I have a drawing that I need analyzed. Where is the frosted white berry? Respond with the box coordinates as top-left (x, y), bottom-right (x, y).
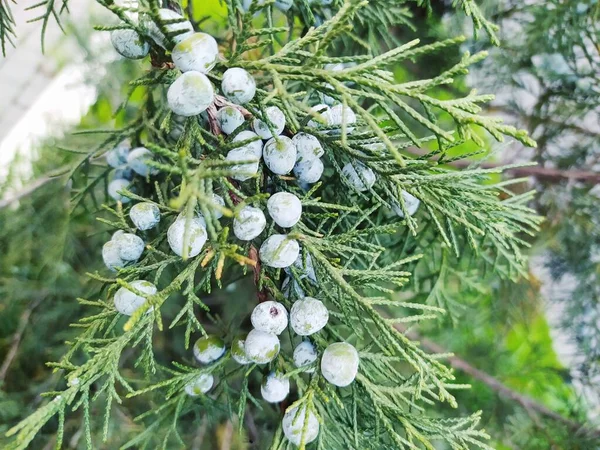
top-left (232, 130), bottom-right (263, 158)
top-left (167, 71), bottom-right (215, 117)
top-left (320, 342), bottom-right (359, 387)
top-left (259, 234), bottom-right (300, 268)
top-left (267, 192), bottom-right (302, 228)
top-left (114, 280), bottom-right (157, 316)
top-left (307, 104), bottom-right (330, 128)
top-left (167, 217), bottom-right (208, 258)
top-left (253, 106), bottom-right (285, 139)
top-left (293, 341), bottom-right (318, 373)
top-left (251, 301), bottom-right (288, 335)
top-left (217, 106), bottom-right (245, 135)
top-left (392, 190), bottom-right (420, 218)
top-left (106, 142), bottom-right (129, 168)
top-left (293, 158), bottom-right (324, 184)
top-left (282, 405), bottom-right (319, 446)
top-left (286, 251), bottom-right (317, 284)
top-left (244, 329), bottom-right (280, 364)
top-left (113, 232), bottom-right (145, 261)
top-left (111, 29), bottom-right (149, 59)
top-left (263, 136), bottom-right (297, 175)
top-left (275, 0), bottom-right (294, 11)
top-left (145, 9), bottom-right (193, 48)
top-left (102, 240), bottom-right (125, 271)
top-left (231, 335), bottom-right (251, 365)
top-left (290, 297), bottom-right (328, 336)
top-left (226, 148), bottom-right (260, 181)
top-left (292, 133), bottom-right (324, 162)
top-left (327, 104), bottom-right (356, 130)
top-left (193, 335), bottom-right (226, 364)
top-left (127, 147), bottom-right (158, 177)
top-left (184, 373), bottom-right (214, 396)
top-left (172, 33), bottom-right (219, 74)
top-left (208, 193), bottom-right (226, 219)
top-left (108, 179), bottom-right (131, 203)
top-left (233, 206), bottom-right (266, 240)
top-left (261, 371), bottom-right (290, 403)
top-left (341, 162), bottom-right (376, 192)
top-left (221, 68), bottom-right (256, 105)
top-left (130, 202), bottom-right (161, 231)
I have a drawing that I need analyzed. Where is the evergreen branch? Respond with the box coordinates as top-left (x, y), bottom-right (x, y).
top-left (0, 0), bottom-right (16, 56)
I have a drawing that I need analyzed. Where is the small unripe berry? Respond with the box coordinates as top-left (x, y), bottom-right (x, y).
top-left (293, 158), bottom-right (324, 184)
top-left (106, 142), bottom-right (130, 168)
top-left (244, 329), bottom-right (280, 364)
top-left (267, 192), bottom-right (302, 228)
top-left (108, 179), bottom-right (131, 203)
top-left (251, 301), bottom-right (288, 335)
top-left (341, 162), bottom-right (376, 192)
top-left (293, 341), bottom-right (317, 373)
top-left (114, 280), bottom-right (157, 316)
top-left (392, 190), bottom-right (420, 218)
top-left (113, 232), bottom-right (145, 261)
top-left (221, 68), bottom-right (256, 105)
top-left (320, 342), bottom-right (359, 387)
top-left (167, 217), bottom-right (208, 258)
top-left (231, 335), bottom-right (251, 365)
top-left (290, 297), bottom-right (329, 336)
top-left (130, 202), bottom-right (161, 231)
top-left (261, 371), bottom-right (290, 403)
top-left (292, 133), bottom-right (324, 162)
top-left (172, 32), bottom-right (219, 74)
top-left (233, 206), bottom-right (266, 240)
top-left (167, 71), bottom-right (215, 117)
top-left (127, 147), bottom-right (158, 177)
top-left (110, 29), bottom-right (149, 59)
top-left (193, 335), bottom-right (226, 364)
top-left (102, 240), bottom-right (125, 271)
top-left (253, 106), bottom-right (285, 139)
top-left (184, 373), bottom-right (214, 396)
top-left (259, 234), bottom-right (300, 268)
top-left (232, 130), bottom-right (263, 158)
top-left (263, 136), bottom-right (297, 175)
top-left (144, 9), bottom-right (193, 48)
top-left (217, 106), bottom-right (245, 135)
top-left (282, 406), bottom-right (319, 446)
top-left (226, 148), bottom-right (260, 181)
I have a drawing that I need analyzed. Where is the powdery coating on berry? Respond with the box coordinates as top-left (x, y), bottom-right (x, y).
top-left (110, 29), bottom-right (149, 59)
top-left (112, 230), bottom-right (125, 240)
top-left (263, 136), bottom-right (297, 175)
top-left (341, 162), bottom-right (376, 192)
top-left (114, 280), bottom-right (157, 316)
top-left (244, 329), bottom-right (280, 364)
top-left (233, 206), bottom-right (266, 241)
top-left (231, 335), bottom-right (251, 365)
top-left (392, 190), bottom-right (421, 218)
top-left (209, 193), bottom-right (226, 219)
top-left (320, 342), bottom-right (359, 387)
top-left (267, 192), bottom-right (302, 228)
top-left (290, 297), bottom-right (329, 336)
top-left (251, 301), bottom-right (288, 335)
top-left (282, 405), bottom-right (319, 446)
top-left (275, 0), bottom-right (293, 11)
top-left (145, 9), bottom-right (193, 48)
top-left (226, 148), bottom-right (260, 181)
top-left (326, 104), bottom-right (357, 129)
top-left (221, 68), bottom-right (256, 105)
top-left (167, 217), bottom-right (208, 258)
top-left (172, 33), bottom-right (219, 74)
top-left (293, 158), bottom-right (324, 184)
top-left (168, 72), bottom-right (215, 117)
top-left (261, 371), bottom-right (290, 403)
top-left (253, 106), bottom-right (286, 139)
top-left (232, 130), bottom-right (263, 158)
top-left (114, 232), bottom-right (145, 261)
top-left (184, 373), bottom-right (214, 396)
top-left (102, 240), bottom-right (125, 271)
top-left (217, 106), bottom-right (245, 135)
top-left (259, 234), bottom-right (300, 268)
top-left (130, 202), bottom-right (161, 230)
top-left (106, 142), bottom-right (129, 168)
top-left (307, 104), bottom-right (330, 128)
top-left (108, 179), bottom-right (131, 203)
top-left (292, 133), bottom-right (324, 162)
top-left (193, 335), bottom-right (226, 364)
top-left (293, 341), bottom-right (318, 373)
top-left (127, 147), bottom-right (158, 177)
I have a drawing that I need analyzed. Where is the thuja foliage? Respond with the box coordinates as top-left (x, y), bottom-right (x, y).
top-left (3, 0), bottom-right (541, 449)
